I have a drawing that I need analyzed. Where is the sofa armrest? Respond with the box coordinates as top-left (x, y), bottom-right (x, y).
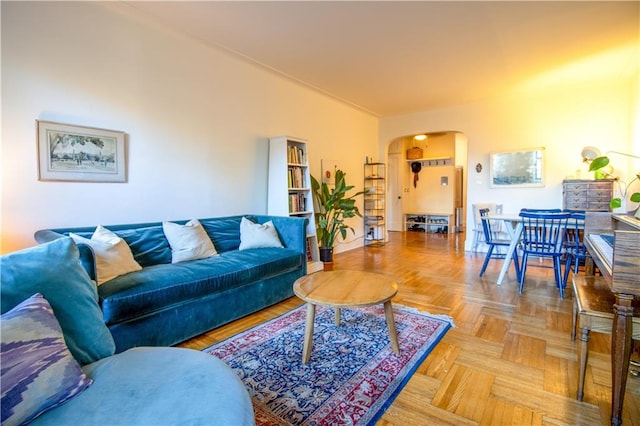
top-left (34, 230), bottom-right (97, 281)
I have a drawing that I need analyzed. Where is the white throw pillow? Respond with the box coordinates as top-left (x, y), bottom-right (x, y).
top-left (70, 225), bottom-right (142, 285)
top-left (162, 219), bottom-right (218, 263)
top-left (239, 217), bottom-right (284, 250)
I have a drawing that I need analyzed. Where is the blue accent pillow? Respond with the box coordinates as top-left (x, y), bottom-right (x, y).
top-left (1, 294), bottom-right (93, 425)
top-left (0, 237), bottom-right (115, 365)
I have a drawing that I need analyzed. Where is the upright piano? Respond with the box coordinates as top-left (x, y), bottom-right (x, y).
top-left (584, 214), bottom-right (640, 425)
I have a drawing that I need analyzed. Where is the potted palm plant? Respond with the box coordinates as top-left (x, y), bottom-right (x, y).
top-left (310, 169), bottom-right (364, 263)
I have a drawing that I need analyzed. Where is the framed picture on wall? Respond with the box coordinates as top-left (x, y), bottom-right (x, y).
top-left (321, 159), bottom-right (338, 187)
top-left (489, 147), bottom-right (545, 188)
top-left (37, 120), bottom-right (127, 182)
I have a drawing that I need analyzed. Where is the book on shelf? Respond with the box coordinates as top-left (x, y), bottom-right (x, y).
top-left (288, 193), bottom-right (307, 213)
top-left (287, 166), bottom-right (306, 189)
top-left (287, 145), bottom-right (305, 165)
top-left (306, 239), bottom-right (313, 262)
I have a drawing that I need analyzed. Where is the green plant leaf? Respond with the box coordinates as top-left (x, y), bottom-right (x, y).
top-left (610, 197), bottom-right (622, 209)
top-left (310, 169), bottom-right (363, 248)
top-left (630, 192), bottom-right (640, 203)
top-left (588, 156), bottom-right (610, 172)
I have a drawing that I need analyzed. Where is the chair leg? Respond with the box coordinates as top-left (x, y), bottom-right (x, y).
top-left (519, 253), bottom-right (528, 294)
top-left (564, 253), bottom-right (572, 289)
top-left (511, 250), bottom-right (521, 282)
top-left (472, 229), bottom-right (481, 252)
top-left (577, 325), bottom-right (591, 401)
top-left (479, 245), bottom-right (494, 277)
top-left (555, 257), bottom-right (564, 299)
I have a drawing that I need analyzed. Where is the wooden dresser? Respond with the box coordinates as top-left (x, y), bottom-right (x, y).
top-left (562, 179), bottom-right (614, 211)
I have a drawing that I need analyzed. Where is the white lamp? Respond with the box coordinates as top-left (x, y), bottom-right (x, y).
top-left (581, 146), bottom-right (601, 161)
top-left (581, 146), bottom-right (640, 161)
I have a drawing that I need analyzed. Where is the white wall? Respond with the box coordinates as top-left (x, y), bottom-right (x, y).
top-left (1, 2), bottom-right (377, 253)
top-left (380, 73), bottom-right (637, 251)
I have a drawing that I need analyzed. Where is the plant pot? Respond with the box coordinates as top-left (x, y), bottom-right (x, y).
top-left (319, 247), bottom-right (334, 263)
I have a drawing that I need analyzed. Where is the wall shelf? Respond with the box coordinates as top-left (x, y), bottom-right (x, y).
top-left (406, 157), bottom-right (452, 167)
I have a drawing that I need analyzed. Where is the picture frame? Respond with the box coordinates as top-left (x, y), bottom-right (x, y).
top-left (37, 120), bottom-right (127, 182)
top-left (321, 159), bottom-right (338, 187)
top-left (490, 147), bottom-right (545, 188)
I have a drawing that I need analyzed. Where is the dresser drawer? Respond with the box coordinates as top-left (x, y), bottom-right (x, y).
top-left (586, 201), bottom-right (611, 211)
top-left (564, 183), bottom-right (590, 192)
top-left (565, 200), bottom-right (587, 210)
top-left (564, 196), bottom-right (587, 204)
top-left (565, 188), bottom-right (587, 197)
top-left (587, 194), bottom-right (612, 203)
top-left (587, 189), bottom-right (613, 198)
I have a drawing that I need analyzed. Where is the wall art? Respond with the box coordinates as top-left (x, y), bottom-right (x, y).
top-left (490, 147), bottom-right (545, 188)
top-left (37, 120), bottom-right (126, 182)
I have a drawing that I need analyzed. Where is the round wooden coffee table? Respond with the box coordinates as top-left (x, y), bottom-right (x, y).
top-left (293, 270), bottom-right (399, 363)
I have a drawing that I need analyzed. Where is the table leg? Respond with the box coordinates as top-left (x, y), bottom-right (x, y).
top-left (578, 325), bottom-right (590, 401)
top-left (302, 303), bottom-right (316, 364)
top-left (384, 301), bottom-right (400, 354)
top-left (335, 307), bottom-right (341, 326)
top-left (611, 294), bottom-right (634, 426)
top-left (497, 222), bottom-right (522, 285)
top-left (584, 253), bottom-right (595, 276)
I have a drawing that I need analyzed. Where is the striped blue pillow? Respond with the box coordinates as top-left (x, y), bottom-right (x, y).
top-left (1, 294), bottom-right (92, 425)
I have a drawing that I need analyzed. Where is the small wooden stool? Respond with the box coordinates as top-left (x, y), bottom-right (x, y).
top-left (571, 275), bottom-right (640, 401)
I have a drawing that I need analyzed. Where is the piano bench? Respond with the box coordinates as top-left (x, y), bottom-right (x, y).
top-left (571, 275), bottom-right (640, 401)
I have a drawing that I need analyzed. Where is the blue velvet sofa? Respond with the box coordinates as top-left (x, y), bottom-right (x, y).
top-left (1, 237), bottom-right (255, 425)
top-left (34, 214), bottom-right (308, 353)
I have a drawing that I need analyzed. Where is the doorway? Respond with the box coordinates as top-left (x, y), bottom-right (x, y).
top-left (386, 131), bottom-right (467, 234)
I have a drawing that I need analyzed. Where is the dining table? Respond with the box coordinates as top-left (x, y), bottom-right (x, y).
top-left (484, 213), bottom-right (523, 285)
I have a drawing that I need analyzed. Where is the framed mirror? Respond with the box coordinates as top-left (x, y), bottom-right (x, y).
top-left (490, 147), bottom-right (545, 188)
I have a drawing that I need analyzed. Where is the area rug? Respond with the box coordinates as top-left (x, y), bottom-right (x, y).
top-left (204, 304), bottom-right (454, 425)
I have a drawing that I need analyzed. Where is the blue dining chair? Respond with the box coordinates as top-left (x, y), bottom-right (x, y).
top-left (518, 211), bottom-right (572, 299)
top-left (479, 208), bottom-right (521, 280)
top-left (520, 208), bottom-right (563, 213)
top-left (563, 211), bottom-right (586, 283)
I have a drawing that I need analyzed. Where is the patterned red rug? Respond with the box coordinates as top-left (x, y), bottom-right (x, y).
top-left (204, 304), bottom-right (453, 425)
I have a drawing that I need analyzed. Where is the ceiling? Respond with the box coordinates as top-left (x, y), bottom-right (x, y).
top-left (123, 1), bottom-right (639, 117)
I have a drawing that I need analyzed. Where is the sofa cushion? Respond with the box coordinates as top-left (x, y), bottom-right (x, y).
top-left (163, 219), bottom-right (218, 263)
top-left (199, 216), bottom-right (243, 253)
top-left (1, 294), bottom-right (93, 426)
top-left (0, 238), bottom-right (116, 365)
top-left (114, 226), bottom-right (172, 266)
top-left (70, 226), bottom-right (142, 285)
top-left (98, 248), bottom-right (302, 325)
top-left (68, 226), bottom-right (173, 268)
top-left (29, 347), bottom-right (255, 426)
top-left (239, 217), bottom-right (283, 250)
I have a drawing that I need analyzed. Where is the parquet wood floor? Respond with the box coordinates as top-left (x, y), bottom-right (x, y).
top-left (179, 231), bottom-right (640, 425)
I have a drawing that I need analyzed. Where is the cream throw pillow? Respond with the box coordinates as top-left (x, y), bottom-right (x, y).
top-left (70, 225), bottom-right (142, 285)
top-left (239, 217), bottom-right (284, 250)
top-left (162, 219), bottom-right (218, 263)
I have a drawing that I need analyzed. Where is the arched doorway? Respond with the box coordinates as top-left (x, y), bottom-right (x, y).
top-left (386, 131), bottom-right (468, 234)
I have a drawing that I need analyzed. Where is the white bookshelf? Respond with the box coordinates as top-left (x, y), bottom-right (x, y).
top-left (268, 135), bottom-right (323, 274)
